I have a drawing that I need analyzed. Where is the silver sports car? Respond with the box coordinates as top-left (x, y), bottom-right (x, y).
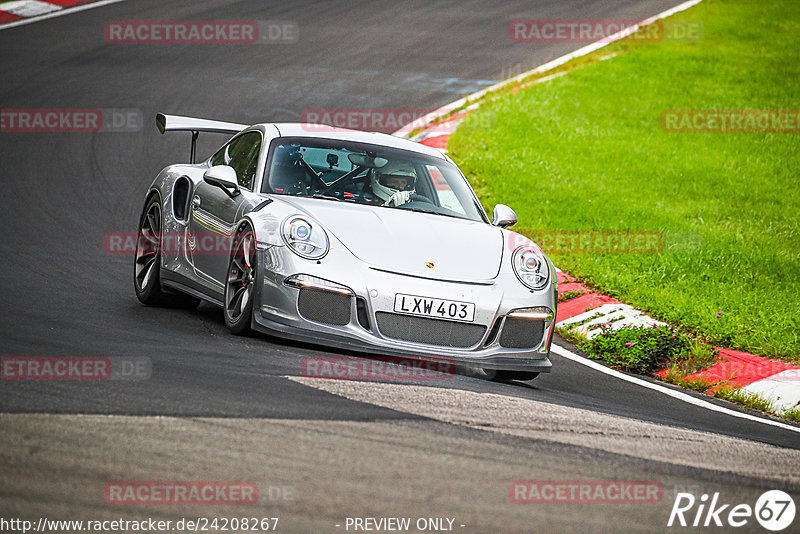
top-left (134, 113), bottom-right (556, 380)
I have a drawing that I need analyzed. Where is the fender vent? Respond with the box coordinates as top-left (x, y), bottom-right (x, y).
top-left (172, 177), bottom-right (192, 221)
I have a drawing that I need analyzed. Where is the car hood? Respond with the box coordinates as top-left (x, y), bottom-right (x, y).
top-left (277, 197), bottom-right (503, 281)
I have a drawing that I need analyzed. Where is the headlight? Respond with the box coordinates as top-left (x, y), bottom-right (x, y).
top-left (512, 246), bottom-right (549, 291)
top-left (281, 216), bottom-right (329, 260)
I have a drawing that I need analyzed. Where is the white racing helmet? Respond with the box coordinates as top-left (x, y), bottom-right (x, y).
top-left (370, 160), bottom-right (416, 202)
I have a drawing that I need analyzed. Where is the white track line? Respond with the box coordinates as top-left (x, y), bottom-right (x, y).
top-left (393, 0), bottom-right (704, 137)
top-left (551, 344), bottom-right (800, 434)
top-left (0, 0), bottom-right (127, 31)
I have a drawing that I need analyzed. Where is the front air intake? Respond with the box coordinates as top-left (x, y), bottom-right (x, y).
top-left (375, 312), bottom-right (486, 348)
top-left (499, 317), bottom-right (545, 349)
top-left (297, 288), bottom-right (351, 326)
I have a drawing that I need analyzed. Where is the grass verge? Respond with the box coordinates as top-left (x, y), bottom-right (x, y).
top-left (562, 322), bottom-right (798, 422)
top-left (449, 0), bottom-right (800, 363)
top-left (573, 324), bottom-right (711, 375)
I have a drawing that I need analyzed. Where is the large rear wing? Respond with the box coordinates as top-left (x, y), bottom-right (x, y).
top-left (156, 113), bottom-right (248, 163)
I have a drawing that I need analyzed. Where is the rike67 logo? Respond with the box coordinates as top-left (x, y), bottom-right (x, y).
top-left (668, 490), bottom-right (796, 531)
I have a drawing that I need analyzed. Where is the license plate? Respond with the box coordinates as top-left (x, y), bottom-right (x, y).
top-left (393, 294), bottom-right (475, 322)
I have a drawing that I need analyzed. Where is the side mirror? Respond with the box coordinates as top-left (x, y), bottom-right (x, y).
top-left (203, 165), bottom-right (240, 198)
top-left (492, 204), bottom-right (517, 228)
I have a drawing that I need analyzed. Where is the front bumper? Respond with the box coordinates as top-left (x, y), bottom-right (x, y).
top-left (252, 245), bottom-right (555, 373)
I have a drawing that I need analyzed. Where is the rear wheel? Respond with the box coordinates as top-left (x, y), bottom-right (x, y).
top-left (224, 224), bottom-right (257, 334)
top-left (489, 370), bottom-right (540, 382)
top-left (134, 195), bottom-right (198, 308)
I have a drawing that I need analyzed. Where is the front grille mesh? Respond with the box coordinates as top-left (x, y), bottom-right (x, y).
top-left (297, 289), bottom-right (351, 326)
top-left (375, 312), bottom-right (486, 348)
top-left (499, 318), bottom-right (545, 349)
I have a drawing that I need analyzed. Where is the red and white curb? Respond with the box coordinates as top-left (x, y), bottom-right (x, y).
top-left (393, 0), bottom-right (800, 416)
top-left (0, 0), bottom-right (121, 28)
top-left (556, 304), bottom-right (667, 338)
top-left (557, 272), bottom-right (800, 411)
top-left (554, 272), bottom-right (665, 330)
top-left (680, 351), bottom-right (800, 410)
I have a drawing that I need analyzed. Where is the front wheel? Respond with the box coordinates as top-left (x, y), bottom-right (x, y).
top-left (489, 370), bottom-right (540, 382)
top-left (224, 224), bottom-right (257, 334)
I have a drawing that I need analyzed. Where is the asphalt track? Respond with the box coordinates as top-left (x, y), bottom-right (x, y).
top-left (1, 1), bottom-right (798, 532)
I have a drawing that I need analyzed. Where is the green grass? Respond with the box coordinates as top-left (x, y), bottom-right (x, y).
top-left (449, 0), bottom-right (800, 363)
top-left (578, 324), bottom-right (691, 374)
top-left (555, 325), bottom-right (588, 346)
top-left (713, 384), bottom-right (777, 414)
top-left (662, 367), bottom-right (719, 393)
top-left (783, 406), bottom-right (800, 422)
top-left (558, 289), bottom-right (585, 303)
top-left (670, 338), bottom-right (719, 374)
top-left (698, 382), bottom-right (799, 422)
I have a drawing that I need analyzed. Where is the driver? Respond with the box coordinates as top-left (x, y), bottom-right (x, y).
top-left (368, 160), bottom-right (417, 207)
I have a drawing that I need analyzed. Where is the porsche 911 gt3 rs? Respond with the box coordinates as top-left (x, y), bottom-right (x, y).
top-left (134, 113), bottom-right (557, 380)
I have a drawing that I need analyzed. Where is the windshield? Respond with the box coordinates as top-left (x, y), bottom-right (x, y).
top-left (262, 137), bottom-right (488, 223)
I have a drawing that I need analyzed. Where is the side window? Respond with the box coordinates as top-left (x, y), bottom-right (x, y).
top-left (209, 132), bottom-right (262, 190)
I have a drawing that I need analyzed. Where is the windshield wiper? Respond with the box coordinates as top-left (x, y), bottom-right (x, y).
top-left (400, 206), bottom-right (463, 220)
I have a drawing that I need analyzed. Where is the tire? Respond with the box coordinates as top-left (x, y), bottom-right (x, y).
top-left (224, 224), bottom-right (257, 335)
top-left (133, 195), bottom-right (199, 308)
top-left (489, 370), bottom-right (540, 382)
